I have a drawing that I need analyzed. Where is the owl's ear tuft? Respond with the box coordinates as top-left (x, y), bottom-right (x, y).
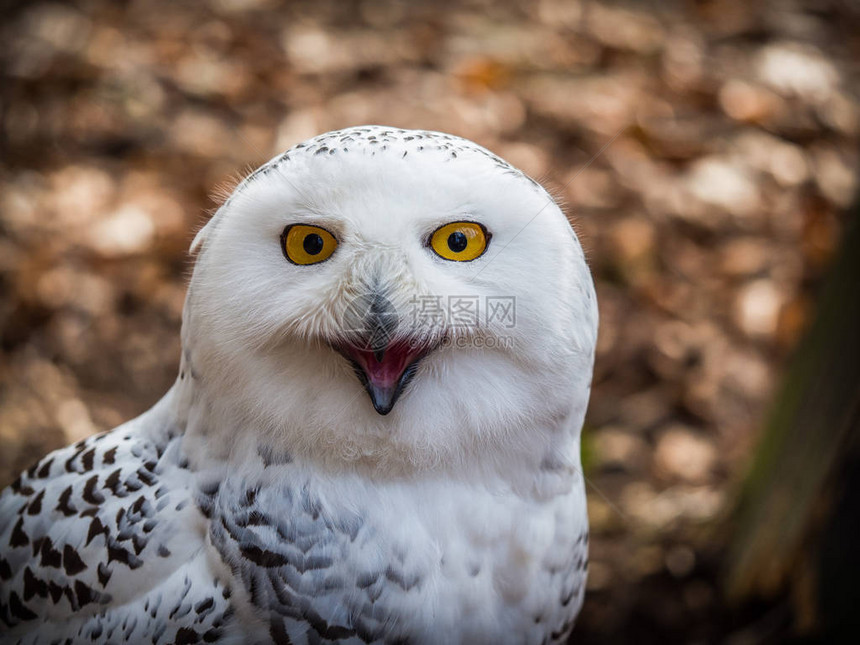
top-left (190, 223), bottom-right (210, 255)
top-left (190, 209), bottom-right (223, 255)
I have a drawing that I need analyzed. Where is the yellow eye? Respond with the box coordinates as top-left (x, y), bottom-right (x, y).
top-left (281, 224), bottom-right (338, 265)
top-left (429, 221), bottom-right (490, 262)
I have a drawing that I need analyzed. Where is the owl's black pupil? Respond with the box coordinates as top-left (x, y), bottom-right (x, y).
top-left (447, 231), bottom-right (468, 253)
top-left (303, 233), bottom-right (324, 255)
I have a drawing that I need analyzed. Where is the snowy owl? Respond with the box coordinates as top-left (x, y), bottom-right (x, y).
top-left (0, 126), bottom-right (597, 644)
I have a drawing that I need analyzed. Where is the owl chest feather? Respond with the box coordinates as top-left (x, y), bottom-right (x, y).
top-left (203, 457), bottom-right (588, 644)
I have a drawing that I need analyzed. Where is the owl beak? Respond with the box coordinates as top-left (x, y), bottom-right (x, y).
top-left (337, 341), bottom-right (427, 415)
top-left (332, 289), bottom-right (433, 414)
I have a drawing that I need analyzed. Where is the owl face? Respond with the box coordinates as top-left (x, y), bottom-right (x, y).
top-left (183, 128), bottom-right (597, 471)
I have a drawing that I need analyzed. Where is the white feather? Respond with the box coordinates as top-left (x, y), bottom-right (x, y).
top-left (0, 126), bottom-right (597, 644)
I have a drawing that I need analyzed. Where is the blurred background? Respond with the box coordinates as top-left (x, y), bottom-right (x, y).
top-left (1, 0), bottom-right (858, 642)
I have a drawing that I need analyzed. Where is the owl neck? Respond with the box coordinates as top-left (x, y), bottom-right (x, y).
top-left (170, 297), bottom-right (591, 486)
top-left (163, 362), bottom-right (586, 494)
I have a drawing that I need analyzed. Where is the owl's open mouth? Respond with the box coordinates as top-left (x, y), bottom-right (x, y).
top-left (334, 340), bottom-right (435, 415)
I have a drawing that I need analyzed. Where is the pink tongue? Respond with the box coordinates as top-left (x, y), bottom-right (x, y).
top-left (348, 342), bottom-right (417, 388)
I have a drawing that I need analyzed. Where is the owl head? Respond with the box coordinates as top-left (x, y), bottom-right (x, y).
top-left (179, 127), bottom-right (597, 474)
